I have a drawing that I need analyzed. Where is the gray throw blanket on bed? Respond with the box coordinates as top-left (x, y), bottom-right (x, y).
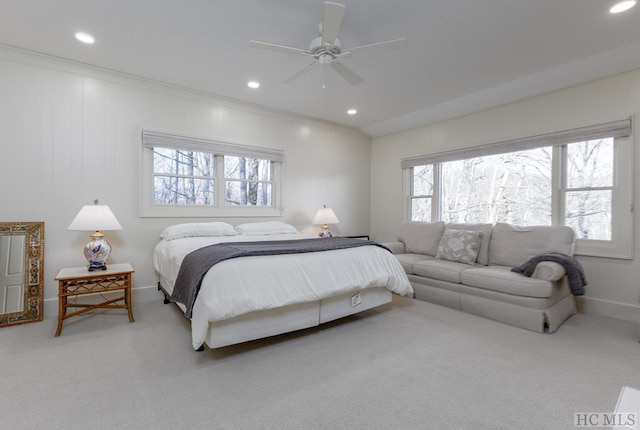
top-left (171, 237), bottom-right (390, 318)
top-left (510, 252), bottom-right (587, 296)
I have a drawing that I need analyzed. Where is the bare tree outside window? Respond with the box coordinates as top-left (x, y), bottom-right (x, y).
top-left (564, 138), bottom-right (613, 240)
top-left (440, 148), bottom-right (552, 225)
top-left (150, 148), bottom-right (277, 210)
top-left (224, 156), bottom-right (273, 206)
top-left (408, 138), bottom-right (615, 242)
top-left (153, 148), bottom-right (214, 205)
top-left (411, 164), bottom-right (433, 221)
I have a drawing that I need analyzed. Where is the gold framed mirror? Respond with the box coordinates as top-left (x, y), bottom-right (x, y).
top-left (0, 222), bottom-right (44, 327)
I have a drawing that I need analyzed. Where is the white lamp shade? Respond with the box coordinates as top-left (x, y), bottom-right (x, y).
top-left (312, 207), bottom-right (340, 225)
top-left (68, 204), bottom-right (122, 231)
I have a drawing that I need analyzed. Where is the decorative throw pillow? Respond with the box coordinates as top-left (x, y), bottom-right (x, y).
top-left (160, 222), bottom-right (237, 240)
top-left (435, 229), bottom-right (483, 265)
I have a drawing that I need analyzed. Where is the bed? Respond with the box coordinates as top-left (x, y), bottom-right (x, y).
top-left (153, 221), bottom-right (413, 350)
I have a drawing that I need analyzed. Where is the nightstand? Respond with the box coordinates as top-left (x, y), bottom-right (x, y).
top-left (54, 263), bottom-right (135, 336)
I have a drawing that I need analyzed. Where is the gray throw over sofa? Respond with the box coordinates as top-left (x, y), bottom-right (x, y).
top-left (383, 221), bottom-right (578, 332)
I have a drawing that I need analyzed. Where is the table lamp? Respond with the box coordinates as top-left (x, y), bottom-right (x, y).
top-left (312, 205), bottom-right (340, 237)
top-left (68, 199), bottom-right (122, 271)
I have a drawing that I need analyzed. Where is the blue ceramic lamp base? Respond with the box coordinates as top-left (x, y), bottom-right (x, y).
top-left (84, 232), bottom-right (112, 271)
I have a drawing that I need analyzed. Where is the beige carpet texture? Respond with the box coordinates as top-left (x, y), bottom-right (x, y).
top-left (2, 294), bottom-right (639, 430)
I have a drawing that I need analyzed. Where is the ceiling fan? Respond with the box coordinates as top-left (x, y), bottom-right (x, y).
top-left (249, 2), bottom-right (407, 86)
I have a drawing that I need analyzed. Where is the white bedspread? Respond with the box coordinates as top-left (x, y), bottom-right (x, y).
top-left (153, 234), bottom-right (413, 348)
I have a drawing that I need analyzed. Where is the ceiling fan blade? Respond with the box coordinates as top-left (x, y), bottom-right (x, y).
top-left (321, 2), bottom-right (345, 47)
top-left (249, 40), bottom-right (309, 56)
top-left (343, 38), bottom-right (408, 57)
top-left (282, 62), bottom-right (319, 84)
top-left (330, 62), bottom-right (363, 85)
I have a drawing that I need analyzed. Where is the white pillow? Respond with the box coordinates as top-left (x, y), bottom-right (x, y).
top-left (435, 229), bottom-right (483, 265)
top-left (235, 221), bottom-right (298, 235)
top-left (160, 222), bottom-right (237, 241)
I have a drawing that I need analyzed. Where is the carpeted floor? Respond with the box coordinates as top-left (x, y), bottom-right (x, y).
top-left (1, 294), bottom-right (639, 430)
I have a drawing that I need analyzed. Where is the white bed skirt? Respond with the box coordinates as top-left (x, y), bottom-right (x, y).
top-left (159, 278), bottom-right (393, 349)
top-left (203, 287), bottom-right (392, 349)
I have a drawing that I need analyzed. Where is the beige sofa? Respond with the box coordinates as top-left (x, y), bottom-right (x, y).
top-left (384, 222), bottom-right (578, 333)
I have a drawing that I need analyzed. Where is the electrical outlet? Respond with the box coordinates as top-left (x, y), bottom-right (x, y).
top-left (351, 293), bottom-right (362, 307)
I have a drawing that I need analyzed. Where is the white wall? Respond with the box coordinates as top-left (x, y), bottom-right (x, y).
top-left (4, 45), bottom-right (637, 325)
top-left (0, 47), bottom-right (372, 313)
top-left (371, 69), bottom-right (640, 323)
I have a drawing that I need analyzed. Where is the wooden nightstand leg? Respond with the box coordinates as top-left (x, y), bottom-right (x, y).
top-left (55, 319), bottom-right (64, 336)
top-left (55, 291), bottom-right (66, 336)
top-left (126, 285), bottom-right (135, 322)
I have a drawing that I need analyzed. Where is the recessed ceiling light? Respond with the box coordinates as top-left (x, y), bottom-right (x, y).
top-left (347, 109), bottom-right (357, 115)
top-left (75, 32), bottom-right (95, 44)
top-left (610, 0), bottom-right (636, 13)
top-left (247, 81), bottom-right (260, 89)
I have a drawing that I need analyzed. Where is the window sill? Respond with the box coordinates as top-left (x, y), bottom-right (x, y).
top-left (574, 240), bottom-right (633, 260)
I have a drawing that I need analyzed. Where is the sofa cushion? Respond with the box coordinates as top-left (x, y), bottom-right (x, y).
top-left (489, 223), bottom-right (575, 267)
top-left (394, 253), bottom-right (435, 274)
top-left (435, 229), bottom-right (483, 265)
top-left (460, 265), bottom-right (553, 298)
top-left (413, 259), bottom-right (469, 284)
top-left (398, 221), bottom-right (445, 256)
top-left (445, 223), bottom-right (493, 265)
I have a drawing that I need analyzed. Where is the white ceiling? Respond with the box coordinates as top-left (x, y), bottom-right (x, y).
top-left (1, 0), bottom-right (639, 137)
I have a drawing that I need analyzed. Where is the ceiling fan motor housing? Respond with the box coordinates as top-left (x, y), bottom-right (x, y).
top-left (310, 36), bottom-right (342, 57)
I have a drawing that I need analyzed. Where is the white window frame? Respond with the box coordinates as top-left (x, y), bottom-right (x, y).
top-left (402, 119), bottom-right (634, 259)
top-left (560, 136), bottom-right (633, 259)
top-left (141, 130), bottom-right (284, 218)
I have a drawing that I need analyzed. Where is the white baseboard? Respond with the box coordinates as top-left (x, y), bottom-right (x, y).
top-left (43, 284), bottom-right (164, 320)
top-left (133, 284), bottom-right (166, 303)
top-left (575, 296), bottom-right (640, 325)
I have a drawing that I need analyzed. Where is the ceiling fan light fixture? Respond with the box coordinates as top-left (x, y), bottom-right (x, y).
top-left (318, 53), bottom-right (334, 64)
top-left (610, 0), bottom-right (636, 13)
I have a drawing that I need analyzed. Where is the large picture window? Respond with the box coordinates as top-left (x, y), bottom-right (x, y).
top-left (439, 147), bottom-right (553, 226)
top-left (141, 131), bottom-right (283, 217)
top-left (403, 119), bottom-right (633, 258)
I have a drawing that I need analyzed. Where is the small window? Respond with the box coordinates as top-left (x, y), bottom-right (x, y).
top-left (409, 164), bottom-right (434, 222)
top-left (224, 156), bottom-right (273, 207)
top-left (153, 148), bottom-right (215, 205)
top-left (563, 138), bottom-right (614, 241)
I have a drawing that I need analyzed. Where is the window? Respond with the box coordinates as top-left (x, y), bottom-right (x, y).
top-left (403, 119), bottom-right (633, 258)
top-left (562, 139), bottom-right (614, 241)
top-left (439, 147), bottom-right (553, 225)
top-left (141, 131), bottom-right (283, 217)
top-left (409, 164), bottom-right (434, 221)
top-left (224, 156), bottom-right (273, 207)
top-left (153, 148), bottom-right (215, 205)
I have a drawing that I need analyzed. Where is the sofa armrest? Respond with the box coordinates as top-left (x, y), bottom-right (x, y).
top-left (382, 241), bottom-right (406, 254)
top-left (531, 261), bottom-right (566, 282)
